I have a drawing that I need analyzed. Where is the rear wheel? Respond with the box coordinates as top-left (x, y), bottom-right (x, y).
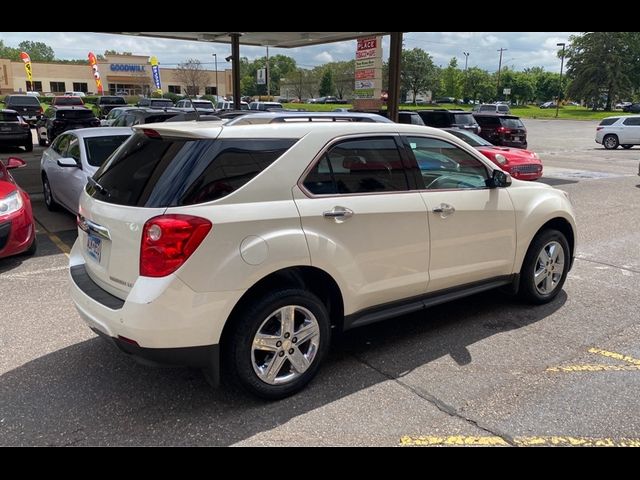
top-left (621, 144), bottom-right (633, 149)
top-left (223, 289), bottom-right (330, 399)
top-left (42, 175), bottom-right (59, 211)
top-left (519, 229), bottom-right (570, 304)
top-left (603, 134), bottom-right (619, 150)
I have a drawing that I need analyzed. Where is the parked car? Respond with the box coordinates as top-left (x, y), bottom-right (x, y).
top-left (64, 91), bottom-right (87, 98)
top-left (539, 101), bottom-right (556, 109)
top-left (36, 106), bottom-right (101, 145)
top-left (215, 101), bottom-right (249, 112)
top-left (3, 95), bottom-right (43, 126)
top-left (615, 102), bottom-right (632, 110)
top-left (110, 108), bottom-right (183, 127)
top-left (0, 156), bottom-right (36, 259)
top-left (40, 127), bottom-right (132, 214)
top-left (595, 115), bottom-right (640, 149)
top-left (0, 110), bottom-right (33, 152)
top-left (472, 103), bottom-right (511, 114)
top-left (68, 122), bottom-right (576, 399)
top-left (224, 111), bottom-right (393, 126)
top-left (51, 96), bottom-right (85, 107)
top-left (174, 99), bottom-right (216, 114)
top-left (248, 101), bottom-right (284, 111)
top-left (100, 106), bottom-right (140, 127)
top-left (374, 110), bottom-right (425, 125)
top-left (473, 114), bottom-right (528, 149)
top-left (443, 128), bottom-right (543, 181)
top-left (622, 103), bottom-right (640, 114)
top-left (137, 98), bottom-right (175, 109)
top-left (417, 109), bottom-right (481, 134)
top-left (96, 96), bottom-right (127, 118)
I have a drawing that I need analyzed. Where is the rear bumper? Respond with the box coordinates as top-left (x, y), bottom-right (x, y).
top-left (68, 238), bottom-right (243, 365)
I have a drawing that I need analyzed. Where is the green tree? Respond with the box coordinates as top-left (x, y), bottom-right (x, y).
top-left (400, 48), bottom-right (438, 104)
top-left (17, 41), bottom-right (55, 61)
top-left (319, 69), bottom-right (334, 97)
top-left (174, 59), bottom-right (208, 96)
top-left (328, 60), bottom-right (355, 99)
top-left (462, 67), bottom-right (493, 103)
top-left (565, 32), bottom-right (640, 110)
top-left (440, 57), bottom-right (462, 99)
top-left (0, 40), bottom-right (20, 60)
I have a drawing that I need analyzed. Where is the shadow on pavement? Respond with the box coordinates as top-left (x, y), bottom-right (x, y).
top-left (0, 288), bottom-right (566, 446)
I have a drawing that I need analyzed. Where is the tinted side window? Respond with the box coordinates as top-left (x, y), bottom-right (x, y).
top-left (475, 116), bottom-right (500, 127)
top-left (420, 112), bottom-right (448, 127)
top-left (303, 137), bottom-right (408, 195)
top-left (622, 117), bottom-right (640, 126)
top-left (406, 136), bottom-right (488, 190)
top-left (67, 137), bottom-right (81, 163)
top-left (599, 118), bottom-right (619, 126)
top-left (52, 134), bottom-right (71, 155)
top-left (90, 134), bottom-right (297, 207)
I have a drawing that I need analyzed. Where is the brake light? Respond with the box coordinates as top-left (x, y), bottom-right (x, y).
top-left (38, 106), bottom-right (43, 114)
top-left (596, 127), bottom-right (603, 131)
top-left (143, 128), bottom-right (161, 138)
top-left (497, 126), bottom-right (511, 134)
top-left (140, 214), bottom-right (212, 277)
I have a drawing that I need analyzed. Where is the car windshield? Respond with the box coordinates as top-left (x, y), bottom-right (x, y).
top-left (7, 96), bottom-right (40, 106)
top-left (84, 135), bottom-right (131, 167)
top-left (446, 129), bottom-right (492, 147)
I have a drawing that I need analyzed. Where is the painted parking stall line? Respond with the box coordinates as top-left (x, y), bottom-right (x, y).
top-left (546, 347), bottom-right (640, 374)
top-left (400, 435), bottom-right (640, 447)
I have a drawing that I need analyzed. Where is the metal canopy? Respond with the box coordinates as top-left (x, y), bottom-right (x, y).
top-left (105, 32), bottom-right (389, 48)
top-left (103, 31), bottom-right (401, 121)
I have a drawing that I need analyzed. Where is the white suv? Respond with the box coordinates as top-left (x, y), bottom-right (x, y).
top-left (69, 122), bottom-right (577, 399)
top-left (595, 115), bottom-right (640, 149)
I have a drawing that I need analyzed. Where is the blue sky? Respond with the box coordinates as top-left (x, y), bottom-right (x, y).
top-left (1, 32), bottom-right (576, 72)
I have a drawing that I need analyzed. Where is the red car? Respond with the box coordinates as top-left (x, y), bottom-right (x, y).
top-left (444, 128), bottom-right (543, 181)
top-left (0, 157), bottom-right (36, 259)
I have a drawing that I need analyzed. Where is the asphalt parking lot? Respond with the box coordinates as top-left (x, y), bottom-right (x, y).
top-left (1, 119), bottom-right (639, 446)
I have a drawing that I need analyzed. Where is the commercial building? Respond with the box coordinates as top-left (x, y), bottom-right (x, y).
top-left (0, 54), bottom-right (231, 97)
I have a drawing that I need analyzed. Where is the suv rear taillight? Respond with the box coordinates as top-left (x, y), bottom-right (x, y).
top-left (140, 214), bottom-right (212, 277)
top-left (596, 126), bottom-right (603, 131)
top-left (497, 126), bottom-right (511, 134)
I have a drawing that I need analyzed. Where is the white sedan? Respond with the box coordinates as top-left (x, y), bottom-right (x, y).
top-left (40, 127), bottom-right (132, 214)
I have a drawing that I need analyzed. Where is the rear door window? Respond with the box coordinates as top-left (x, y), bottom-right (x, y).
top-left (89, 134), bottom-right (297, 207)
top-left (303, 137), bottom-right (409, 195)
top-left (622, 117), bottom-right (640, 126)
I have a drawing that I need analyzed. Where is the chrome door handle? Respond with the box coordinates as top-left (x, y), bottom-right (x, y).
top-left (323, 206), bottom-right (354, 221)
top-left (432, 203), bottom-right (455, 217)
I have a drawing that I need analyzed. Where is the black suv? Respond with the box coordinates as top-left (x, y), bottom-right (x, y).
top-left (473, 114), bottom-right (527, 149)
top-left (0, 109), bottom-right (33, 151)
top-left (417, 109), bottom-right (480, 134)
top-left (36, 106), bottom-right (100, 145)
top-left (3, 95), bottom-right (43, 126)
top-left (137, 98), bottom-right (175, 109)
top-left (96, 96), bottom-right (127, 118)
top-left (110, 108), bottom-right (182, 127)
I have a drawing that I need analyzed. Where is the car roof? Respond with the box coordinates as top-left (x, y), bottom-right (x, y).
top-left (473, 113), bottom-right (520, 119)
top-left (225, 111), bottom-right (393, 125)
top-left (59, 127), bottom-right (133, 138)
top-left (49, 106), bottom-right (91, 111)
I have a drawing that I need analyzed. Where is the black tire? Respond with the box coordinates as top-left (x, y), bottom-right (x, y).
top-left (603, 134), bottom-right (619, 150)
top-left (42, 174), bottom-right (59, 211)
top-left (38, 137), bottom-right (47, 147)
top-left (621, 144), bottom-right (633, 149)
top-left (222, 288), bottom-right (331, 400)
top-left (519, 229), bottom-right (570, 305)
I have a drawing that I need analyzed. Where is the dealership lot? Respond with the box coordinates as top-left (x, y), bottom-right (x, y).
top-left (1, 119), bottom-right (639, 446)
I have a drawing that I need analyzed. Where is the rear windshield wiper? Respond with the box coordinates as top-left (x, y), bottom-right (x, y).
top-left (87, 176), bottom-right (109, 195)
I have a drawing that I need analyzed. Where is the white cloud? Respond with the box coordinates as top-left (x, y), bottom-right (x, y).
top-left (313, 51), bottom-right (334, 63)
top-left (480, 35), bottom-right (500, 47)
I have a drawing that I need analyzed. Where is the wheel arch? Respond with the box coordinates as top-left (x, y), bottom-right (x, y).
top-left (519, 216), bottom-right (576, 273)
top-left (220, 265), bottom-right (345, 348)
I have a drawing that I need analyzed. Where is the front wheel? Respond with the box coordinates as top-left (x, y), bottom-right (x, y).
top-left (603, 134), bottom-right (619, 150)
top-left (223, 289), bottom-right (331, 399)
top-left (519, 229), bottom-right (570, 304)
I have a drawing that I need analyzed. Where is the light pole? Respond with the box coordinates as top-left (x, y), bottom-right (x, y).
top-left (463, 52), bottom-right (469, 72)
top-left (463, 52), bottom-right (470, 102)
top-left (555, 42), bottom-right (566, 118)
top-left (497, 48), bottom-right (507, 100)
top-left (212, 53), bottom-right (218, 100)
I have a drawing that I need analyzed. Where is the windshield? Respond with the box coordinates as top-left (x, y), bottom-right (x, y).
top-left (446, 129), bottom-right (492, 147)
top-left (100, 97), bottom-right (126, 105)
top-left (6, 96), bottom-right (40, 106)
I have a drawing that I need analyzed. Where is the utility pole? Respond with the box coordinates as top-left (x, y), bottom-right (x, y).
top-left (555, 42), bottom-right (566, 118)
top-left (463, 52), bottom-right (469, 72)
top-left (497, 48), bottom-right (507, 100)
top-left (212, 53), bottom-right (218, 99)
top-left (266, 45), bottom-right (270, 100)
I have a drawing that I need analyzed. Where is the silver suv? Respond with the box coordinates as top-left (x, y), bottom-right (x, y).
top-left (68, 121), bottom-right (577, 399)
top-left (473, 103), bottom-right (511, 114)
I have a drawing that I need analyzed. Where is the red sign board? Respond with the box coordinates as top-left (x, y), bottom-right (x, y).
top-left (357, 37), bottom-right (377, 51)
top-left (355, 68), bottom-right (376, 80)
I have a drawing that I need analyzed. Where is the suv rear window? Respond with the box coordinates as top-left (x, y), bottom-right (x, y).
top-left (84, 135), bottom-right (130, 167)
top-left (89, 134), bottom-right (297, 207)
top-left (599, 118), bottom-right (619, 126)
top-left (500, 118), bottom-right (524, 128)
top-left (54, 97), bottom-right (84, 106)
top-left (452, 113), bottom-right (475, 125)
top-left (99, 97), bottom-right (126, 105)
top-left (149, 99), bottom-right (174, 108)
top-left (0, 112), bottom-right (19, 122)
top-left (5, 96), bottom-right (40, 106)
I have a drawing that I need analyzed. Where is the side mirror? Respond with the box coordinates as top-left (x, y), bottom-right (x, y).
top-left (57, 157), bottom-right (79, 168)
top-left (489, 169), bottom-right (512, 188)
top-left (4, 157), bottom-right (27, 170)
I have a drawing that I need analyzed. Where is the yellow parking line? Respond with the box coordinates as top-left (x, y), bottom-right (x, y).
top-left (546, 364), bottom-right (640, 373)
top-left (400, 435), bottom-right (640, 447)
top-left (588, 347), bottom-right (640, 366)
top-left (35, 219), bottom-right (70, 257)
